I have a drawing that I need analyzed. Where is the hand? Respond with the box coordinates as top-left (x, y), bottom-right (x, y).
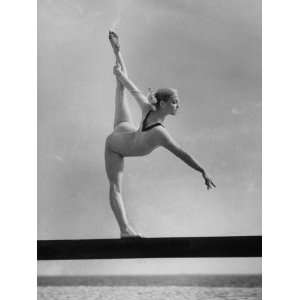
top-left (109, 30), bottom-right (120, 53)
top-left (113, 64), bottom-right (123, 77)
top-left (203, 174), bottom-right (216, 190)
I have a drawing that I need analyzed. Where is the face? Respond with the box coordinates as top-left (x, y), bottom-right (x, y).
top-left (166, 94), bottom-right (180, 115)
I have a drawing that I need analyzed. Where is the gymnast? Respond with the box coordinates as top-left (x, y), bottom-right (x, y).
top-left (105, 31), bottom-right (215, 238)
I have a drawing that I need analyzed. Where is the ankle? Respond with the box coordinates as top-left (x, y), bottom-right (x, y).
top-left (121, 225), bottom-right (136, 235)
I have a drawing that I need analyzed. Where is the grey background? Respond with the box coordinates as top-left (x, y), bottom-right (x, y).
top-left (38, 0), bottom-right (261, 275)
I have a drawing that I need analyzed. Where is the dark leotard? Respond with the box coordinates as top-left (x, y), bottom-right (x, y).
top-left (141, 110), bottom-right (164, 132)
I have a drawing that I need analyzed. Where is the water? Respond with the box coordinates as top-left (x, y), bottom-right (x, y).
top-left (38, 275), bottom-right (261, 300)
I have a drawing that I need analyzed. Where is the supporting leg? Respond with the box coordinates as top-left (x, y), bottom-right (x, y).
top-left (109, 183), bottom-right (136, 236)
top-left (105, 145), bottom-right (139, 237)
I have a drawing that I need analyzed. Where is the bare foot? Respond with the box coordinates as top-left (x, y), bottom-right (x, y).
top-left (109, 30), bottom-right (120, 53)
top-left (120, 226), bottom-right (142, 238)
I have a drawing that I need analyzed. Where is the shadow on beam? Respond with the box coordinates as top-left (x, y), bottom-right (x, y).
top-left (37, 236), bottom-right (261, 260)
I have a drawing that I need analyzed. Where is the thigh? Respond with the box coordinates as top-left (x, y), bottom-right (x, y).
top-left (113, 82), bottom-right (133, 128)
top-left (114, 121), bottom-right (137, 133)
top-left (105, 143), bottom-right (124, 184)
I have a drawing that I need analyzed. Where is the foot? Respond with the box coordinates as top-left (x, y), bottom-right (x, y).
top-left (120, 226), bottom-right (142, 238)
top-left (108, 31), bottom-right (120, 53)
top-left (121, 235), bottom-right (144, 239)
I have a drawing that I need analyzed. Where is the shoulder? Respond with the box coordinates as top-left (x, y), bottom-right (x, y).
top-left (150, 126), bottom-right (173, 145)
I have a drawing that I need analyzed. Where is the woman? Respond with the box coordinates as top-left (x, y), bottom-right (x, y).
top-left (106, 31), bottom-right (215, 238)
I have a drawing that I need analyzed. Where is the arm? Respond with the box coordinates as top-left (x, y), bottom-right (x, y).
top-left (158, 129), bottom-right (216, 189)
top-left (109, 31), bottom-right (152, 112)
top-left (113, 65), bottom-right (152, 112)
top-left (160, 130), bottom-right (205, 174)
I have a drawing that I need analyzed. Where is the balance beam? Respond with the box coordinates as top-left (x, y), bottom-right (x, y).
top-left (37, 236), bottom-right (261, 260)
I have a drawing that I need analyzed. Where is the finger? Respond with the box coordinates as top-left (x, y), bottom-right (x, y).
top-left (211, 182), bottom-right (216, 188)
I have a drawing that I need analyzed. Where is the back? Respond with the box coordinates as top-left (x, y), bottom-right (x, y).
top-left (141, 110), bottom-right (164, 132)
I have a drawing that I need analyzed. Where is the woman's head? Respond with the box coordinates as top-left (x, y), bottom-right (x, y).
top-left (148, 88), bottom-right (180, 115)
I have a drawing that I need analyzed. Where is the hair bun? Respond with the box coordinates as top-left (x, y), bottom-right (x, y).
top-left (147, 88), bottom-right (157, 105)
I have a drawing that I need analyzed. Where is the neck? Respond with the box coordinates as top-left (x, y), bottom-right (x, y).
top-left (151, 109), bottom-right (167, 124)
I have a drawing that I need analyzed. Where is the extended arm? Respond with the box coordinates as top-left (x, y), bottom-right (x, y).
top-left (158, 129), bottom-right (216, 189)
top-left (113, 65), bottom-right (152, 112)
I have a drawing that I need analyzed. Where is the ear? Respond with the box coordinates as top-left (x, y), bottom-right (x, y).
top-left (160, 101), bottom-right (166, 108)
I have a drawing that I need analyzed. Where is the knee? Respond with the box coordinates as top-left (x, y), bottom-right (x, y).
top-left (109, 183), bottom-right (121, 195)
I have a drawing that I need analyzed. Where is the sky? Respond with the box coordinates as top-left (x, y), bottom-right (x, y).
top-left (38, 0), bottom-right (261, 275)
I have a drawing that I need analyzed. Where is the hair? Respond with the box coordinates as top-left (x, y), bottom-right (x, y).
top-left (147, 88), bottom-right (177, 110)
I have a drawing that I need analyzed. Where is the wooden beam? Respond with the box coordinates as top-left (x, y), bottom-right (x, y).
top-left (37, 236), bottom-right (261, 260)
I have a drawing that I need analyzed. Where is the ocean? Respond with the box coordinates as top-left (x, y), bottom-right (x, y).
top-left (38, 275), bottom-right (261, 299)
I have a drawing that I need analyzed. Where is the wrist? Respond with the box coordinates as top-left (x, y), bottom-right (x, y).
top-left (199, 168), bottom-right (206, 176)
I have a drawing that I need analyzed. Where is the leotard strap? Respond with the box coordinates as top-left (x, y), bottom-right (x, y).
top-left (141, 110), bottom-right (164, 132)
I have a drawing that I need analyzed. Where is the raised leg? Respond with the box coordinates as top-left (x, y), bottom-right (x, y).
top-left (113, 76), bottom-right (133, 128)
top-left (105, 144), bottom-right (139, 237)
top-left (109, 31), bottom-right (133, 128)
top-left (109, 31), bottom-right (128, 75)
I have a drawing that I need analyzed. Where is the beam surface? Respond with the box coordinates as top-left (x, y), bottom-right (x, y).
top-left (38, 236), bottom-right (261, 260)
